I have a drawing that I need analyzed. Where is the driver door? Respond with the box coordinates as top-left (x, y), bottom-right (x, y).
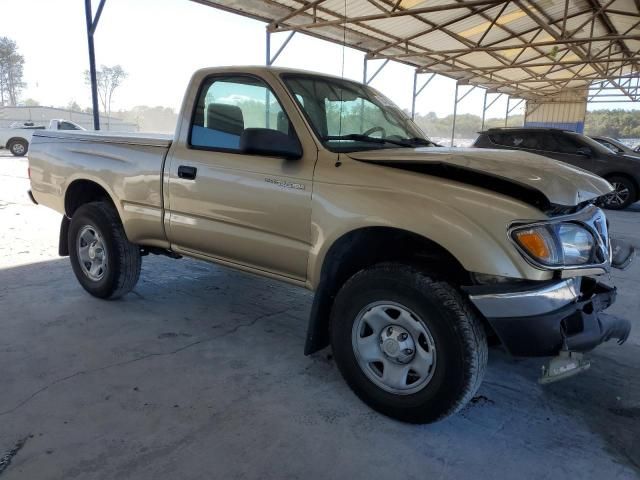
top-left (165, 74), bottom-right (316, 282)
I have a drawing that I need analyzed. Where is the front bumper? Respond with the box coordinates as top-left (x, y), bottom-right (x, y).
top-left (466, 277), bottom-right (631, 357)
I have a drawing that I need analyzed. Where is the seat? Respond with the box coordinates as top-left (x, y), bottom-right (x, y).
top-left (206, 103), bottom-right (244, 135)
top-left (277, 111), bottom-right (290, 135)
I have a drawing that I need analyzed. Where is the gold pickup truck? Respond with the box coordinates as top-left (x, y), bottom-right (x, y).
top-left (28, 66), bottom-right (633, 423)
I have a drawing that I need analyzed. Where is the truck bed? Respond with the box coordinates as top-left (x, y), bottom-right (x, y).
top-left (32, 130), bottom-right (173, 148)
top-left (29, 130), bottom-right (172, 249)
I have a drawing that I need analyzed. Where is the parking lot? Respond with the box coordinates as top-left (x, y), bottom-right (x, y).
top-left (0, 149), bottom-right (639, 479)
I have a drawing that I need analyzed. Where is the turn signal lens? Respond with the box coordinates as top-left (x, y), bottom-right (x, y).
top-left (513, 226), bottom-right (562, 264)
top-left (515, 229), bottom-right (550, 259)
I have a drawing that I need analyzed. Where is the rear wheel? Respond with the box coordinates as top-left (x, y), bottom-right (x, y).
top-left (330, 263), bottom-right (487, 424)
top-left (603, 175), bottom-right (636, 210)
top-left (8, 139), bottom-right (28, 156)
top-left (68, 201), bottom-right (141, 299)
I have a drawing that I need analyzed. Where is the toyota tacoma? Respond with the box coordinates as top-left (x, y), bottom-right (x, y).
top-left (28, 66), bottom-right (633, 423)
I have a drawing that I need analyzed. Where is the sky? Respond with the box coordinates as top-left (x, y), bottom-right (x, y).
top-left (0, 0), bottom-right (637, 119)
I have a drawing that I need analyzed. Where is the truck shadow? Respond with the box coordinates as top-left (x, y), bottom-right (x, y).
top-left (0, 256), bottom-right (638, 476)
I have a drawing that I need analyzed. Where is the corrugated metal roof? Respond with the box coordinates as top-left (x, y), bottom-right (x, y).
top-left (192, 0), bottom-right (640, 101)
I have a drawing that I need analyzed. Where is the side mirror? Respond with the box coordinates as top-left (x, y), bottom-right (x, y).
top-left (240, 128), bottom-right (302, 160)
top-left (576, 147), bottom-right (592, 157)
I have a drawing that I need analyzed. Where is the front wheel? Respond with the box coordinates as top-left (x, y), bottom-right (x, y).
top-left (330, 264), bottom-right (488, 424)
top-left (68, 201), bottom-right (141, 299)
top-left (603, 175), bottom-right (636, 210)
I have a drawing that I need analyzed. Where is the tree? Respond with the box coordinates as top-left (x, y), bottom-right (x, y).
top-left (84, 64), bottom-right (127, 130)
top-left (0, 37), bottom-right (26, 106)
top-left (23, 98), bottom-right (40, 106)
top-left (67, 100), bottom-right (81, 111)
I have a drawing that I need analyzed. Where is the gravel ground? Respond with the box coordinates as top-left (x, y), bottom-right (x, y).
top-left (0, 149), bottom-right (638, 479)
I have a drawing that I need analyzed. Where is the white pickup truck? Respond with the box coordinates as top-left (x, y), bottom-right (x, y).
top-left (1, 119), bottom-right (84, 156)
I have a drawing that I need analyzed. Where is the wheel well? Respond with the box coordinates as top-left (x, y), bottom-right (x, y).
top-left (64, 180), bottom-right (115, 217)
top-left (7, 137), bottom-right (27, 147)
top-left (304, 227), bottom-right (471, 355)
top-left (321, 227), bottom-right (470, 291)
top-left (604, 173), bottom-right (639, 200)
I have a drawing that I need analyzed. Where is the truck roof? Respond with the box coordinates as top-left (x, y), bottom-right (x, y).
top-left (192, 65), bottom-right (365, 84)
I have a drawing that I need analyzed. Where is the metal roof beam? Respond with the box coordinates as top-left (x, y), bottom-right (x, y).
top-left (268, 0), bottom-right (325, 29)
top-left (515, 0), bottom-right (626, 95)
top-left (372, 34), bottom-right (640, 58)
top-left (367, 5), bottom-right (495, 57)
top-left (270, 0), bottom-right (507, 32)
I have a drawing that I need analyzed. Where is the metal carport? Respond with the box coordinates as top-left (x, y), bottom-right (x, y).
top-left (83, 0), bottom-right (640, 135)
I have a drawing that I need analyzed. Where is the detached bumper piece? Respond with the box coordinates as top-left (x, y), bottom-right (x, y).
top-left (538, 351), bottom-right (591, 385)
top-left (467, 277), bottom-right (631, 357)
top-left (611, 237), bottom-right (636, 270)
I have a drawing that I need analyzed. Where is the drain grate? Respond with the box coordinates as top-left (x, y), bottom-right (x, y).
top-left (0, 437), bottom-right (29, 477)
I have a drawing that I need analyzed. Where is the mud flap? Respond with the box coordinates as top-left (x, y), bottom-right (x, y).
top-left (59, 216), bottom-right (70, 256)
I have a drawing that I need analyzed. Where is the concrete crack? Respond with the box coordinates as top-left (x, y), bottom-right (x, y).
top-left (0, 308), bottom-right (288, 417)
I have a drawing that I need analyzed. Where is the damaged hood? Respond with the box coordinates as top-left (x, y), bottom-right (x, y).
top-left (348, 147), bottom-right (613, 206)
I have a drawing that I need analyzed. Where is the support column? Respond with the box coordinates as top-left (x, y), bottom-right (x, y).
top-left (481, 90), bottom-right (488, 130)
top-left (411, 70), bottom-right (418, 120)
top-left (451, 83), bottom-right (459, 147)
top-left (411, 71), bottom-right (436, 120)
top-left (84, 0), bottom-right (106, 131)
top-left (450, 84), bottom-right (476, 146)
top-left (266, 30), bottom-right (271, 65)
top-left (363, 58), bottom-right (389, 85)
top-left (505, 96), bottom-right (510, 127)
top-left (266, 29), bottom-right (296, 66)
top-left (363, 57), bottom-right (368, 84)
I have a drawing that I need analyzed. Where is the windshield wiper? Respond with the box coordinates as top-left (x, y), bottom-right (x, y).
top-left (399, 137), bottom-right (440, 147)
top-left (323, 134), bottom-right (413, 148)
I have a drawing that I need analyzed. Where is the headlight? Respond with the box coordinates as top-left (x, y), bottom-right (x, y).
top-left (512, 223), bottom-right (595, 267)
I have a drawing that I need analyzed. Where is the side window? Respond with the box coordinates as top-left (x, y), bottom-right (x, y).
top-left (537, 133), bottom-right (561, 152)
top-left (489, 133), bottom-right (508, 146)
top-left (59, 121), bottom-right (79, 130)
top-left (553, 134), bottom-right (582, 154)
top-left (190, 76), bottom-right (294, 151)
top-left (518, 133), bottom-right (541, 150)
top-left (600, 141), bottom-right (621, 153)
top-left (490, 133), bottom-right (526, 148)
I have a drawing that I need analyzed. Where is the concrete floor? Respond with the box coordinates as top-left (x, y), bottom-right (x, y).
top-left (1, 150), bottom-right (639, 479)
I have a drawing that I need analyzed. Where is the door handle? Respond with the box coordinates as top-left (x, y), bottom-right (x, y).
top-left (178, 165), bottom-right (197, 180)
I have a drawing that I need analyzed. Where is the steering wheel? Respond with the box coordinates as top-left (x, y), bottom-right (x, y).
top-left (362, 126), bottom-right (386, 138)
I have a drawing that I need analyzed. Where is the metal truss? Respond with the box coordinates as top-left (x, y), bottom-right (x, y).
top-left (243, 0), bottom-right (640, 101)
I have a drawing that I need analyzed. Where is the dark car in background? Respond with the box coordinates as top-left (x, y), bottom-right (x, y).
top-left (473, 127), bottom-right (640, 210)
top-left (590, 136), bottom-right (640, 158)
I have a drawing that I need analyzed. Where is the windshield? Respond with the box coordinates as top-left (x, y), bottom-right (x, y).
top-left (282, 74), bottom-right (432, 152)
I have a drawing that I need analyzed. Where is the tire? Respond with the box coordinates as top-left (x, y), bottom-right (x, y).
top-left (68, 201), bottom-right (141, 299)
top-left (8, 139), bottom-right (28, 157)
top-left (603, 175), bottom-right (637, 210)
top-left (330, 263), bottom-right (487, 424)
